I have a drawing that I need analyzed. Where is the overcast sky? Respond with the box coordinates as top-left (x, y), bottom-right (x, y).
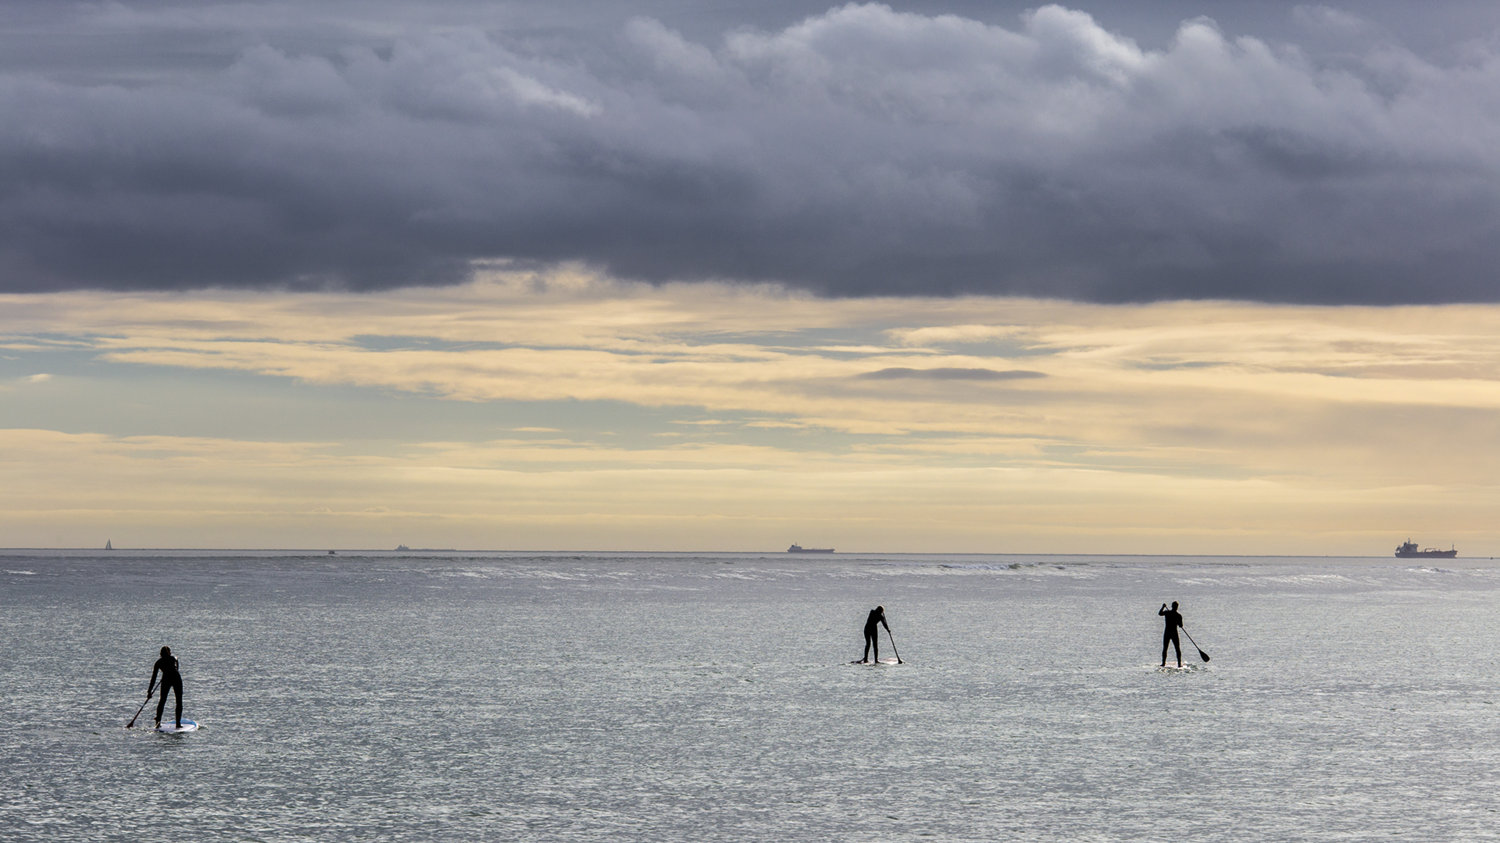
top-left (3, 2), bottom-right (1499, 553)
top-left (4, 1), bottom-right (1500, 303)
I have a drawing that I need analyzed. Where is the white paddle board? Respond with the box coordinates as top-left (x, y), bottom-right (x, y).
top-left (156, 719), bottom-right (198, 733)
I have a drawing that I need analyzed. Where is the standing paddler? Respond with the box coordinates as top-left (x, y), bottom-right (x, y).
top-left (1158, 601), bottom-right (1184, 668)
top-left (150, 646), bottom-right (183, 730)
top-left (861, 605), bottom-right (891, 664)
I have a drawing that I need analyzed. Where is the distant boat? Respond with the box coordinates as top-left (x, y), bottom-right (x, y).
top-left (1395, 539), bottom-right (1456, 559)
top-left (787, 544), bottom-right (834, 553)
top-left (104, 539), bottom-right (113, 550)
top-left (395, 544), bottom-right (410, 552)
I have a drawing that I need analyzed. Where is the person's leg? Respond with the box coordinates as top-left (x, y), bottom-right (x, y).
top-left (862, 633), bottom-right (873, 662)
top-left (1172, 633), bottom-right (1182, 667)
top-left (1161, 632), bottom-right (1169, 667)
top-left (172, 680), bottom-right (183, 727)
top-left (155, 691), bottom-right (167, 726)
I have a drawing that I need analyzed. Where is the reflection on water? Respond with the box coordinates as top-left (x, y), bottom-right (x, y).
top-left (3, 551), bottom-right (1499, 840)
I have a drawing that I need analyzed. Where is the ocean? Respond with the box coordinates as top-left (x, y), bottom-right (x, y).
top-left (3, 550), bottom-right (1498, 841)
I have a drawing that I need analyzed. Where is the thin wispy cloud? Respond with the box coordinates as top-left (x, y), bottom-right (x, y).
top-left (3, 273), bottom-right (1498, 550)
top-left (7, 271), bottom-right (1500, 458)
top-left (858, 367), bottom-right (1046, 381)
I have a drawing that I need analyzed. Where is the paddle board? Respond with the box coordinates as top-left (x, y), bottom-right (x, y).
top-left (850, 657), bottom-right (902, 665)
top-left (156, 719), bottom-right (198, 733)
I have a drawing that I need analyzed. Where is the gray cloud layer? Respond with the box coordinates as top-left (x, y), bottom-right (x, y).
top-left (3, 2), bottom-right (1500, 303)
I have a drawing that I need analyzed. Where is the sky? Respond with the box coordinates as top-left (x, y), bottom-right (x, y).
top-left (2, 1), bottom-right (1498, 553)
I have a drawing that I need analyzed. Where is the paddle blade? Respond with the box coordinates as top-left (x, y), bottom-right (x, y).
top-left (1198, 649), bottom-right (1210, 663)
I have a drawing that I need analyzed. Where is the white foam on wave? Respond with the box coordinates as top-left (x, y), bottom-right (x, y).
top-left (5, 569), bottom-right (36, 575)
top-left (428, 569), bottom-right (492, 579)
top-left (939, 563), bottom-right (1027, 571)
top-left (929, 561), bottom-right (1098, 580)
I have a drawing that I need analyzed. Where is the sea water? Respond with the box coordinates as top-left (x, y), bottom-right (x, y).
top-left (3, 550), bottom-right (1499, 841)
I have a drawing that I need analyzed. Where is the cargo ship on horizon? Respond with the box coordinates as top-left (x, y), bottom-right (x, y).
top-left (787, 544), bottom-right (834, 554)
top-left (1394, 539), bottom-right (1457, 559)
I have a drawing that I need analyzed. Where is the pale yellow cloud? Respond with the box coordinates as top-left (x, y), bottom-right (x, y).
top-left (2, 271), bottom-right (1498, 552)
top-left (0, 426), bottom-right (1482, 554)
top-left (887, 324), bottom-right (1028, 346)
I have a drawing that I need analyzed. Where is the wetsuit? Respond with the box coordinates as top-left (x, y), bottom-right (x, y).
top-left (1159, 605), bottom-right (1183, 667)
top-left (862, 608), bottom-right (890, 663)
top-left (152, 655), bottom-right (183, 728)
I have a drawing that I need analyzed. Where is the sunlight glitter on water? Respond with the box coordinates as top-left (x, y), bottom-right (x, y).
top-left (3, 551), bottom-right (1499, 841)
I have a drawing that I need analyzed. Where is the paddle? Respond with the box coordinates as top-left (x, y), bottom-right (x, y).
top-left (1182, 629), bottom-right (1210, 663)
top-left (126, 682), bottom-right (157, 729)
top-left (886, 628), bottom-right (903, 664)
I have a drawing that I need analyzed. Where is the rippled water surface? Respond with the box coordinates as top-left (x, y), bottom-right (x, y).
top-left (4, 551), bottom-right (1500, 840)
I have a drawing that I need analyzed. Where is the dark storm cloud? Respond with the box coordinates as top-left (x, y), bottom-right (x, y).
top-left (2, 1), bottom-right (1500, 303)
top-left (859, 367), bottom-right (1046, 381)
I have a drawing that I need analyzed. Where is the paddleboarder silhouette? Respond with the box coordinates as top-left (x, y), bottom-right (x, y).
top-left (1159, 602), bottom-right (1184, 667)
top-left (861, 606), bottom-right (890, 663)
top-left (150, 646), bottom-right (183, 729)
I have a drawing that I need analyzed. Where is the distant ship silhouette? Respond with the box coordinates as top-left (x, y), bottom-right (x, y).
top-left (1394, 539), bottom-right (1456, 558)
top-left (787, 543), bottom-right (834, 553)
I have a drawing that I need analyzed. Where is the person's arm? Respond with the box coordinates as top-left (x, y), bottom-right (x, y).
top-left (148, 662), bottom-right (161, 694)
top-left (1159, 604), bottom-right (1167, 616)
